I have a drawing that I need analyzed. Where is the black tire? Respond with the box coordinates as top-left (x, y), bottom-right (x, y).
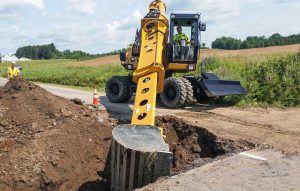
top-left (181, 77), bottom-right (194, 106)
top-left (160, 77), bottom-right (187, 109)
top-left (105, 76), bottom-right (132, 103)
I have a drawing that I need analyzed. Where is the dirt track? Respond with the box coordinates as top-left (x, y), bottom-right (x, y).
top-left (163, 107), bottom-right (300, 154)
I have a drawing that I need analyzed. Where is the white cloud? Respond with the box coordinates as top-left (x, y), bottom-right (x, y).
top-left (133, 10), bottom-right (143, 20)
top-left (165, 0), bottom-right (266, 21)
top-left (0, 0), bottom-right (45, 11)
top-left (104, 9), bottom-right (142, 37)
top-left (0, 0), bottom-right (300, 54)
top-left (66, 0), bottom-right (97, 16)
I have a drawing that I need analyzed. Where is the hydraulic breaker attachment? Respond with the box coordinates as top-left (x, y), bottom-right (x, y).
top-left (111, 125), bottom-right (173, 191)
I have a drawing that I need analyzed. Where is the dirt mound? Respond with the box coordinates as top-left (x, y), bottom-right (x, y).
top-left (156, 116), bottom-right (255, 173)
top-left (1, 78), bottom-right (42, 95)
top-left (0, 79), bottom-right (114, 191)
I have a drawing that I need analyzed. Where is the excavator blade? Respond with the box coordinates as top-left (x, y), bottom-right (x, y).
top-left (111, 125), bottom-right (173, 191)
top-left (194, 73), bottom-right (247, 98)
top-left (199, 79), bottom-right (248, 98)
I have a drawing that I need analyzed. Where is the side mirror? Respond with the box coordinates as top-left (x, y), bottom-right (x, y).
top-left (120, 52), bottom-right (126, 62)
top-left (199, 22), bottom-right (206, 31)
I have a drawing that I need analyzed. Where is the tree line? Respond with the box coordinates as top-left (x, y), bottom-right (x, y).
top-left (211, 33), bottom-right (300, 50)
top-left (15, 43), bottom-right (125, 60)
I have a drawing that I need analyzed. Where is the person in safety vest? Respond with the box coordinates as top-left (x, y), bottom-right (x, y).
top-left (7, 61), bottom-right (21, 80)
top-left (174, 26), bottom-right (190, 45)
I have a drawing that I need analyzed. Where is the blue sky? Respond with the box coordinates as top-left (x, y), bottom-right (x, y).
top-left (0, 0), bottom-right (299, 55)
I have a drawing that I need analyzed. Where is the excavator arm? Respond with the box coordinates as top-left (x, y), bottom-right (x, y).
top-left (131, 0), bottom-right (169, 126)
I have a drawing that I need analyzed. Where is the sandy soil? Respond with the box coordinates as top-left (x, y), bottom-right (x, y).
top-left (168, 107), bottom-right (300, 154)
top-left (71, 44), bottom-right (300, 66)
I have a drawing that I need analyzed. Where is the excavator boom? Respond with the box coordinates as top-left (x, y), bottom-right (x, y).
top-left (110, 1), bottom-right (173, 191)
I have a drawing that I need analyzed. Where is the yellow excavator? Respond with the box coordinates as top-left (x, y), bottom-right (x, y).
top-left (106, 4), bottom-right (247, 109)
top-left (110, 1), bottom-right (247, 191)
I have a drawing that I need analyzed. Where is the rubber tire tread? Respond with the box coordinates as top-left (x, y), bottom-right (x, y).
top-left (106, 76), bottom-right (132, 103)
top-left (181, 77), bottom-right (194, 106)
top-left (160, 77), bottom-right (187, 109)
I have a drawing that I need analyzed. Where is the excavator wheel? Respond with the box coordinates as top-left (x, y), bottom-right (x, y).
top-left (106, 76), bottom-right (132, 103)
top-left (160, 77), bottom-right (187, 109)
top-left (181, 77), bottom-right (194, 106)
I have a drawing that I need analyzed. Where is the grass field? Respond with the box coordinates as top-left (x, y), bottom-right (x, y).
top-left (70, 44), bottom-right (300, 66)
top-left (201, 53), bottom-right (300, 107)
top-left (1, 45), bottom-right (299, 107)
top-left (0, 59), bottom-right (128, 91)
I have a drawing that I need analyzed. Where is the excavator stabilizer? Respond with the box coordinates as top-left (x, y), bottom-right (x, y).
top-left (111, 125), bottom-right (173, 191)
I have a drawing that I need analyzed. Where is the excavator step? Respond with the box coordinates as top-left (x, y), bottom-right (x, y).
top-left (111, 125), bottom-right (173, 191)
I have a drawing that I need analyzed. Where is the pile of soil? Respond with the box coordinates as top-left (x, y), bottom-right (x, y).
top-left (156, 116), bottom-right (256, 173)
top-left (0, 79), bottom-right (114, 191)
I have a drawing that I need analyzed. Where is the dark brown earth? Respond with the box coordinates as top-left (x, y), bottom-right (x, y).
top-left (156, 116), bottom-right (256, 173)
top-left (0, 79), bottom-right (114, 191)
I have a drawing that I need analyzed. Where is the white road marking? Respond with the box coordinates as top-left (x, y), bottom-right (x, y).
top-left (238, 152), bottom-right (267, 161)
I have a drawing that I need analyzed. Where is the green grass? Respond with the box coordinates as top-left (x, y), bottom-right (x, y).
top-left (0, 59), bottom-right (129, 91)
top-left (1, 52), bottom-right (299, 107)
top-left (201, 53), bottom-right (300, 107)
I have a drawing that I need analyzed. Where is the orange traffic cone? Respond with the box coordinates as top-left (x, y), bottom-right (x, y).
top-left (93, 86), bottom-right (99, 107)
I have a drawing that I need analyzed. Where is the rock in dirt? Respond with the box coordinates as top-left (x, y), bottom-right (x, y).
top-left (0, 120), bottom-right (8, 127)
top-left (71, 98), bottom-right (84, 105)
top-left (60, 108), bottom-right (73, 118)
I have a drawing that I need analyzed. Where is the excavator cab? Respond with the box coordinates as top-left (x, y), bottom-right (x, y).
top-left (168, 14), bottom-right (206, 64)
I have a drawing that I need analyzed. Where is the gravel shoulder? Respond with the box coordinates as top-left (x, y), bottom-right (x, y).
top-left (139, 149), bottom-right (300, 191)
